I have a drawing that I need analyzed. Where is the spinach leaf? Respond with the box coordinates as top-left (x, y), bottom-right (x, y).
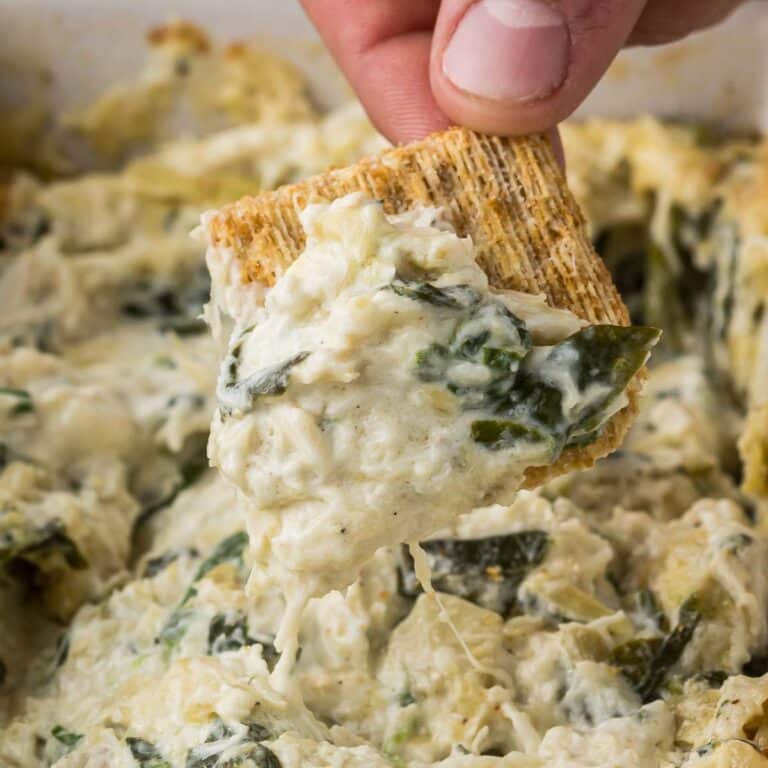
top-left (121, 267), bottom-right (210, 336)
top-left (477, 324), bottom-right (660, 454)
top-left (399, 531), bottom-right (549, 616)
top-left (217, 325), bottom-right (309, 415)
top-left (414, 297), bottom-right (533, 411)
top-left (208, 612), bottom-right (256, 654)
top-left (190, 532), bottom-right (248, 590)
top-left (610, 595), bottom-right (701, 702)
top-left (389, 278), bottom-right (480, 309)
top-left (232, 744), bottom-right (282, 768)
top-left (0, 518), bottom-right (87, 571)
top-left (155, 609), bottom-right (194, 650)
top-left (185, 719), bottom-right (277, 768)
top-left (156, 532), bottom-right (248, 650)
top-left (53, 632), bottom-right (69, 669)
top-left (207, 612), bottom-right (279, 669)
top-left (0, 387), bottom-right (34, 416)
top-left (694, 670), bottom-right (729, 688)
top-left (51, 725), bottom-right (83, 749)
top-left (127, 737), bottom-right (171, 768)
top-left (143, 550), bottom-right (182, 578)
top-left (470, 419), bottom-right (554, 451)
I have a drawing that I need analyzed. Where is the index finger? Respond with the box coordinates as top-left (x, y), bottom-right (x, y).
top-left (299, 0), bottom-right (452, 143)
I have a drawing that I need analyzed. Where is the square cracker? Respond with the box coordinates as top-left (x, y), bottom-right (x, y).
top-left (204, 127), bottom-right (641, 488)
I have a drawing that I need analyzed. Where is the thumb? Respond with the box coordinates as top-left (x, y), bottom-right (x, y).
top-left (430, 0), bottom-right (647, 135)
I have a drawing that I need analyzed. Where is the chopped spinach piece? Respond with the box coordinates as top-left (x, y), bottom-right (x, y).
top-left (143, 550), bottom-right (182, 578)
top-left (156, 532), bottom-right (248, 649)
top-left (405, 277), bottom-right (659, 457)
top-left (121, 268), bottom-right (210, 335)
top-left (158, 316), bottom-right (207, 336)
top-left (610, 595), bottom-right (701, 702)
top-left (477, 324), bottom-right (660, 455)
top-left (0, 386), bottom-right (33, 416)
top-left (414, 296), bottom-right (533, 411)
top-left (186, 719), bottom-right (277, 768)
top-left (217, 324), bottom-right (309, 415)
top-left (0, 518), bottom-right (87, 571)
top-left (233, 352), bottom-right (309, 399)
top-left (397, 690), bottom-right (416, 707)
top-left (233, 744), bottom-right (282, 768)
top-left (53, 632), bottom-right (69, 669)
top-left (156, 609), bottom-right (194, 650)
top-left (694, 670), bottom-right (729, 688)
top-left (470, 419), bottom-right (553, 451)
top-left (127, 737), bottom-right (171, 768)
top-left (51, 725), bottom-right (83, 749)
top-left (398, 531), bottom-right (550, 616)
top-left (208, 612), bottom-right (256, 655)
top-left (190, 532), bottom-right (248, 590)
top-left (206, 612), bottom-right (279, 670)
top-left (389, 277), bottom-right (480, 309)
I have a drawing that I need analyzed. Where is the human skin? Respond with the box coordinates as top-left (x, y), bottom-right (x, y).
top-left (300, 0), bottom-right (745, 155)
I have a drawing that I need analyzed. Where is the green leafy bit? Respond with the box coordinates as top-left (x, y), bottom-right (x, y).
top-left (121, 267), bottom-right (210, 336)
top-left (208, 611), bottom-right (256, 655)
top-left (610, 595), bottom-right (701, 702)
top-left (190, 532), bottom-right (248, 591)
top-left (53, 633), bottom-right (69, 669)
top-left (398, 531), bottom-right (550, 617)
top-left (400, 270), bottom-right (660, 459)
top-left (0, 386), bottom-right (34, 415)
top-left (397, 690), bottom-right (416, 707)
top-left (143, 550), bottom-right (182, 578)
top-left (155, 609), bottom-right (194, 650)
top-left (414, 297), bottom-right (533, 411)
top-left (694, 670), bottom-right (729, 689)
top-left (51, 725), bottom-right (83, 749)
top-left (475, 324), bottom-right (660, 456)
top-left (217, 324), bottom-right (309, 415)
top-left (470, 420), bottom-right (554, 452)
top-left (127, 737), bottom-right (171, 768)
top-left (389, 277), bottom-right (480, 309)
top-left (156, 532), bottom-right (248, 650)
top-left (185, 719), bottom-right (277, 768)
top-left (207, 613), bottom-right (279, 669)
top-left (0, 518), bottom-right (87, 571)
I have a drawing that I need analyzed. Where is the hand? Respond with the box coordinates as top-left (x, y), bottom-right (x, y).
top-left (301, 0), bottom-right (745, 145)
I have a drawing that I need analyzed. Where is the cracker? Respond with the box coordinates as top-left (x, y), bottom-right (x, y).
top-left (205, 127), bottom-right (642, 487)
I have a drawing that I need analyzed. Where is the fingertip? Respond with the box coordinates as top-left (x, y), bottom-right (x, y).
top-left (356, 33), bottom-right (453, 144)
top-left (429, 0), bottom-right (645, 136)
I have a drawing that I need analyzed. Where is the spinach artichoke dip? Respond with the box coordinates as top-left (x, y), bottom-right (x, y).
top-left (205, 192), bottom-right (657, 621)
top-left (1, 21), bottom-right (768, 768)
